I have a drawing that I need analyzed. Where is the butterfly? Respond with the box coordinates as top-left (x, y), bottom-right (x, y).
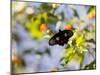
top-left (49, 30), bottom-right (73, 46)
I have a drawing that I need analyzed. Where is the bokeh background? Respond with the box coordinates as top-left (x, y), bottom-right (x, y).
top-left (11, 1), bottom-right (96, 74)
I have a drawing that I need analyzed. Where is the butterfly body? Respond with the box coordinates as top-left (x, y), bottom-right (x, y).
top-left (49, 30), bottom-right (73, 46)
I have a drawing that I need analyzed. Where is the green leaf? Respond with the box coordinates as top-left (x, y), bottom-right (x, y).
top-left (76, 35), bottom-right (85, 47)
top-left (63, 48), bottom-right (73, 59)
top-left (88, 6), bottom-right (96, 13)
top-left (25, 17), bottom-right (43, 39)
top-left (72, 8), bottom-right (79, 18)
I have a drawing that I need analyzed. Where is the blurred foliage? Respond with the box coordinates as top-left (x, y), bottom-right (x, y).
top-left (24, 4), bottom-right (58, 39)
top-left (12, 1), bottom-right (96, 72)
top-left (61, 30), bottom-right (86, 68)
top-left (82, 60), bottom-right (96, 70)
top-left (59, 6), bottom-right (96, 69)
top-left (87, 6), bottom-right (96, 19)
top-left (60, 24), bottom-right (95, 68)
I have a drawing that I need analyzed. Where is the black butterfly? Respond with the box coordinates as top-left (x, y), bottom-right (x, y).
top-left (49, 30), bottom-right (73, 46)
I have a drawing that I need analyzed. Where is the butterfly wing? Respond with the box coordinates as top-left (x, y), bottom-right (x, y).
top-left (49, 32), bottom-right (61, 46)
top-left (63, 30), bottom-right (73, 38)
top-left (49, 30), bottom-right (73, 46)
top-left (49, 37), bottom-right (56, 46)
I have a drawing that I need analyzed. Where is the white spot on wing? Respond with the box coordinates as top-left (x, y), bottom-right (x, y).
top-left (56, 37), bottom-right (59, 40)
top-left (64, 33), bottom-right (67, 37)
